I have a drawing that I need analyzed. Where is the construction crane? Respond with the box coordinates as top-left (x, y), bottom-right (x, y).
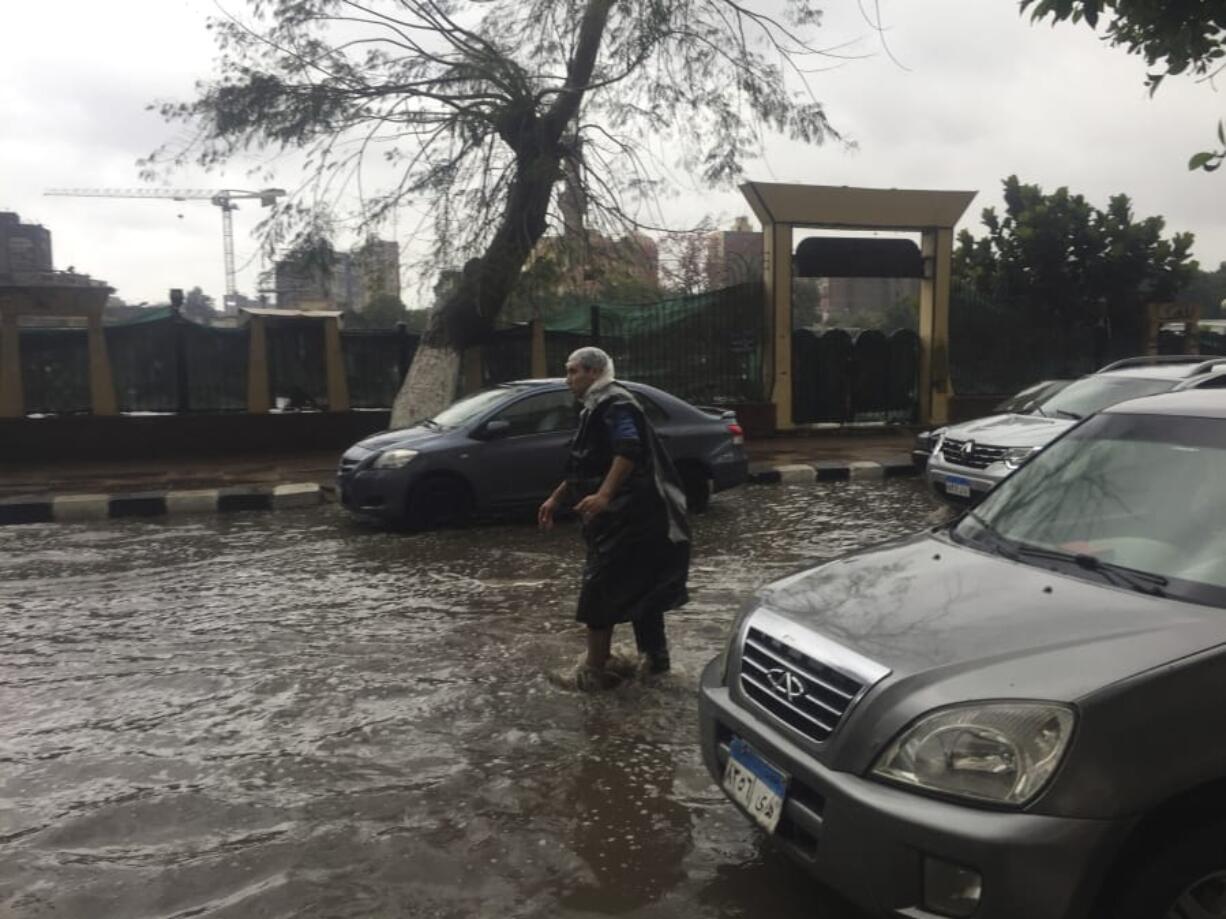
top-left (44, 187), bottom-right (286, 311)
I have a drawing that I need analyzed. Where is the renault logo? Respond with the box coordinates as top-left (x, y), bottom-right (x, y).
top-left (767, 668), bottom-right (807, 702)
top-left (962, 440), bottom-right (976, 458)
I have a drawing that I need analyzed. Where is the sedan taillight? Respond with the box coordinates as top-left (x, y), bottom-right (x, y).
top-left (727, 422), bottom-right (744, 445)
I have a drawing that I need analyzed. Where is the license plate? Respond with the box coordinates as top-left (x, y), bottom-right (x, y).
top-left (945, 475), bottom-right (972, 498)
top-left (723, 737), bottom-right (787, 833)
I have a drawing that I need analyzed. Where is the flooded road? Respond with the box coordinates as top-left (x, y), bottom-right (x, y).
top-left (2, 480), bottom-right (940, 918)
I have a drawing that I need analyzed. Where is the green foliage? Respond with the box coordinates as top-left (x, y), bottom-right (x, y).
top-left (182, 286), bottom-right (217, 323)
top-left (1175, 261), bottom-right (1226, 317)
top-left (1020, 1), bottom-right (1225, 172)
top-left (345, 292), bottom-right (408, 329)
top-left (954, 175), bottom-right (1198, 353)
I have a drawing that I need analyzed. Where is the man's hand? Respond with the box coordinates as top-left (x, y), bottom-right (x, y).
top-left (573, 491), bottom-right (610, 524)
top-left (538, 497), bottom-right (558, 530)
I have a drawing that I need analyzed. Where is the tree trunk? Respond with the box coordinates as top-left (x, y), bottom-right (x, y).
top-left (387, 0), bottom-right (615, 428)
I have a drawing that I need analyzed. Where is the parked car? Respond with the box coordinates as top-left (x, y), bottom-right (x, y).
top-left (927, 356), bottom-right (1226, 503)
top-left (911, 379), bottom-right (1072, 469)
top-left (700, 388), bottom-right (1226, 919)
top-left (337, 379), bottom-right (748, 527)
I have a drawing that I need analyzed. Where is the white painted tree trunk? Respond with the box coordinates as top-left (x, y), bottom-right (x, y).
top-left (389, 342), bottom-right (461, 429)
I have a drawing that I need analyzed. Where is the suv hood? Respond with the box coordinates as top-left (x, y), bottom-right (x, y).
top-left (940, 412), bottom-right (1075, 449)
top-left (759, 533), bottom-right (1226, 719)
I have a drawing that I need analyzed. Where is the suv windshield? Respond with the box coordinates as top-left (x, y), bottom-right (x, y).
top-left (954, 412), bottom-right (1226, 607)
top-left (430, 387), bottom-right (520, 428)
top-left (1037, 375), bottom-right (1175, 419)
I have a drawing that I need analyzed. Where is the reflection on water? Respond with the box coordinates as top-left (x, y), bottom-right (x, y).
top-left (0, 480), bottom-right (936, 917)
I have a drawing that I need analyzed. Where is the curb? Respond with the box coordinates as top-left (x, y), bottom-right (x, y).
top-left (0, 482), bottom-right (325, 527)
top-left (747, 456), bottom-right (920, 485)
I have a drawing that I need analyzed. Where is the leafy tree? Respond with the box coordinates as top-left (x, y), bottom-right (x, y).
top-left (346, 292), bottom-right (409, 328)
top-left (954, 175), bottom-right (1197, 359)
top-left (182, 286), bottom-right (217, 323)
top-left (149, 0), bottom-right (852, 425)
top-left (1020, 1), bottom-right (1226, 171)
top-left (1175, 261), bottom-right (1226, 318)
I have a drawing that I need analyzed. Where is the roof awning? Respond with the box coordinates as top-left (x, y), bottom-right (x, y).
top-left (740, 182), bottom-right (976, 230)
top-left (240, 307), bottom-right (344, 319)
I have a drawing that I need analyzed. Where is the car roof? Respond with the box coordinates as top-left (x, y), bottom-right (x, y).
top-left (1104, 389), bottom-right (1226, 419)
top-left (1093, 357), bottom-right (1226, 381)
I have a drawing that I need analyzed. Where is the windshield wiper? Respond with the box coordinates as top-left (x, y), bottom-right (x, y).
top-left (1052, 409), bottom-right (1082, 420)
top-left (420, 418), bottom-right (442, 429)
top-left (1012, 543), bottom-right (1168, 597)
top-left (962, 511), bottom-right (1020, 561)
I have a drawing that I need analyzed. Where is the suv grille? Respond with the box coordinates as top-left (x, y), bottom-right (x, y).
top-left (940, 437), bottom-right (1007, 470)
top-left (740, 626), bottom-right (865, 743)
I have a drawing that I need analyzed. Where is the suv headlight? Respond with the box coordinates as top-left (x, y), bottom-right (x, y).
top-left (871, 702), bottom-right (1075, 806)
top-left (1003, 446), bottom-right (1040, 469)
top-left (373, 448), bottom-right (419, 469)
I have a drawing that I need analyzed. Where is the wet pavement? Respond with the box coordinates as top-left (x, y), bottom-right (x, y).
top-left (2, 480), bottom-right (942, 918)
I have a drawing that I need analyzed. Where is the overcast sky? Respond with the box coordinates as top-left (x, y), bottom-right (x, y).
top-left (3, 0), bottom-right (1223, 306)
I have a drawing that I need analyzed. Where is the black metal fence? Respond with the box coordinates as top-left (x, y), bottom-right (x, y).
top-left (343, 328), bottom-right (418, 409)
top-left (792, 328), bottom-right (919, 423)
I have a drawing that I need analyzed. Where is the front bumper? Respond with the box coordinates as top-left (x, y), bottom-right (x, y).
top-left (336, 467), bottom-right (418, 520)
top-left (697, 658), bottom-right (1124, 919)
top-left (924, 458), bottom-right (1004, 505)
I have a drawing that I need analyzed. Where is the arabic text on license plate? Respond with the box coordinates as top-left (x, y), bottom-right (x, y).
top-left (722, 737), bottom-right (787, 833)
top-left (945, 476), bottom-right (972, 498)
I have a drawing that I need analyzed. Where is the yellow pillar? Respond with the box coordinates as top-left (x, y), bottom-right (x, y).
top-left (86, 310), bottom-right (118, 416)
top-left (0, 307), bottom-right (22, 419)
top-left (918, 227), bottom-right (954, 425)
top-left (763, 221), bottom-right (794, 430)
top-left (246, 315), bottom-right (271, 413)
top-left (530, 318), bottom-right (547, 378)
top-left (462, 346), bottom-right (483, 394)
top-left (323, 316), bottom-right (350, 411)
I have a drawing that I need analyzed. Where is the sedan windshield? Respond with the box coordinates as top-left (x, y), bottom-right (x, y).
top-left (430, 388), bottom-right (518, 428)
top-left (1037, 375), bottom-right (1174, 419)
top-left (955, 412), bottom-right (1226, 607)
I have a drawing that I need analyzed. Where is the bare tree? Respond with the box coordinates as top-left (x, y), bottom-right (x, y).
top-left (659, 227), bottom-right (712, 296)
top-left (148, 0), bottom-right (857, 424)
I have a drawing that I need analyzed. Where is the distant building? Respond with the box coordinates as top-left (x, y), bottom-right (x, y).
top-left (0, 212), bottom-right (54, 280)
top-left (705, 216), bottom-right (762, 288)
top-left (273, 237), bottom-right (401, 312)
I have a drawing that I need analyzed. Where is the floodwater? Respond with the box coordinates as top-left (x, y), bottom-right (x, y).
top-left (1, 480), bottom-right (941, 918)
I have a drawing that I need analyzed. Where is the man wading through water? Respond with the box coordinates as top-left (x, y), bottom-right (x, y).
top-left (538, 347), bottom-right (691, 691)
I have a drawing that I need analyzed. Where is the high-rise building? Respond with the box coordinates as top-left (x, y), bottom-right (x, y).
top-left (273, 237), bottom-right (401, 312)
top-left (0, 212), bottom-right (54, 280)
top-left (705, 216), bottom-right (762, 289)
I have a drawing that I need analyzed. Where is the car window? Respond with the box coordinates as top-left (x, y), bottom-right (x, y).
top-left (959, 412), bottom-right (1226, 606)
top-left (431, 388), bottom-right (517, 428)
top-left (634, 393), bottom-right (669, 425)
top-left (490, 389), bottom-right (578, 437)
top-left (1191, 374), bottom-right (1226, 390)
top-left (1038, 375), bottom-right (1175, 419)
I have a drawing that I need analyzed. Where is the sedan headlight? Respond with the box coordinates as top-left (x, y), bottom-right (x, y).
top-left (872, 702), bottom-right (1075, 806)
top-left (373, 448), bottom-right (420, 469)
top-left (1003, 446), bottom-right (1040, 469)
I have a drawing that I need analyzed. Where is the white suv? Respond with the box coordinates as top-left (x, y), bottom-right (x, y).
top-left (926, 356), bottom-right (1226, 503)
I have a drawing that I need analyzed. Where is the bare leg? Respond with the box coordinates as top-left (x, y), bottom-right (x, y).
top-left (585, 627), bottom-right (613, 671)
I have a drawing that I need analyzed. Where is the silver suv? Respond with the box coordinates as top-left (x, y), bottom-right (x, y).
top-left (700, 389), bottom-right (1226, 918)
top-left (927, 356), bottom-right (1226, 503)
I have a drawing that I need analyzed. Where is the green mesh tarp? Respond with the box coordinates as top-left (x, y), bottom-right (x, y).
top-left (534, 282), bottom-right (765, 404)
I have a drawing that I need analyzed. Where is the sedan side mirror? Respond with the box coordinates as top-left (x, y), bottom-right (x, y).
top-left (480, 419), bottom-right (512, 439)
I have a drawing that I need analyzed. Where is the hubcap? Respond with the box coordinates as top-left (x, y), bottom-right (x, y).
top-left (1166, 870), bottom-right (1226, 919)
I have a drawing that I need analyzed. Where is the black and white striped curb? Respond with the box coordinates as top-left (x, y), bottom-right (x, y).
top-left (747, 457), bottom-right (920, 484)
top-left (0, 483), bottom-right (325, 526)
